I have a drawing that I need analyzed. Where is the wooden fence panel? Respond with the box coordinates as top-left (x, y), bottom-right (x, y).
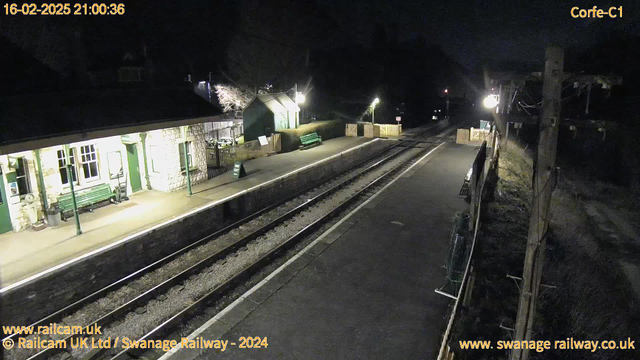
top-left (456, 129), bottom-right (470, 144)
top-left (470, 128), bottom-right (492, 142)
top-left (378, 124), bottom-right (402, 137)
top-left (364, 124), bottom-right (380, 138)
top-left (345, 124), bottom-right (358, 137)
top-left (270, 133), bottom-right (282, 152)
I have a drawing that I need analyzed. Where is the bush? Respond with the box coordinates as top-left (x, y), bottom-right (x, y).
top-left (277, 120), bottom-right (346, 152)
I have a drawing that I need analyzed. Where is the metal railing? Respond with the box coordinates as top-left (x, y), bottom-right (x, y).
top-left (438, 126), bottom-right (501, 360)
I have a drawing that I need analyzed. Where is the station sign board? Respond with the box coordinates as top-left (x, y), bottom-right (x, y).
top-left (233, 161), bottom-right (246, 179)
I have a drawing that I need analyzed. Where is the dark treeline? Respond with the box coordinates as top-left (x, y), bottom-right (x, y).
top-left (0, 0), bottom-right (476, 128)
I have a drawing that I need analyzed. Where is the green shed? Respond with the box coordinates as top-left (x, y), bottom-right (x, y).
top-left (242, 93), bottom-right (299, 141)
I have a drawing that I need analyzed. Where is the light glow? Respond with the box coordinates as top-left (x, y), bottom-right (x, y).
top-left (372, 97), bottom-right (380, 106)
top-left (483, 95), bottom-right (499, 109)
top-left (295, 92), bottom-right (306, 104)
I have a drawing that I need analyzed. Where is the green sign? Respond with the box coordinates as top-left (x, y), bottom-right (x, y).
top-left (233, 161), bottom-right (246, 179)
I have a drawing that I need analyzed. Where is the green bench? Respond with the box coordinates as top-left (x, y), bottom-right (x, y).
top-left (58, 183), bottom-right (115, 220)
top-left (299, 132), bottom-right (322, 149)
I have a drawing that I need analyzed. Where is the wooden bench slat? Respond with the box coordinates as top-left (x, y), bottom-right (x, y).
top-left (57, 183), bottom-right (115, 219)
top-left (300, 132), bottom-right (322, 149)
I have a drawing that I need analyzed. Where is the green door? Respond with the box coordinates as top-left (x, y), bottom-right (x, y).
top-left (126, 144), bottom-right (142, 193)
top-left (0, 172), bottom-right (13, 234)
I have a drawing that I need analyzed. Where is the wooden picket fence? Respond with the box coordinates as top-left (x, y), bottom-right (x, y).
top-left (345, 123), bottom-right (358, 137)
top-left (456, 129), bottom-right (470, 144)
top-left (364, 124), bottom-right (380, 138)
top-left (363, 123), bottom-right (402, 138)
top-left (378, 124), bottom-right (402, 137)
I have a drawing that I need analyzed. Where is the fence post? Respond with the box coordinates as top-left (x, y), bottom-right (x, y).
top-left (462, 266), bottom-right (475, 307)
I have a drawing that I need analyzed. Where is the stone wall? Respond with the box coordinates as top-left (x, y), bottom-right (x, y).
top-left (0, 152), bottom-right (45, 232)
top-left (146, 125), bottom-right (207, 192)
top-left (1, 139), bottom-right (392, 326)
top-left (36, 136), bottom-right (147, 215)
top-left (0, 124), bottom-right (208, 233)
top-left (165, 124), bottom-right (207, 191)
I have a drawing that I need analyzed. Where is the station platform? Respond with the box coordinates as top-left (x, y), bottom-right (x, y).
top-left (0, 136), bottom-right (376, 288)
top-left (167, 142), bottom-right (478, 360)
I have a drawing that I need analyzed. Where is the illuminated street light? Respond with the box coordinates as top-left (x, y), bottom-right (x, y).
top-left (371, 97), bottom-right (380, 124)
top-left (295, 92), bottom-right (306, 104)
top-left (444, 88), bottom-right (449, 118)
top-left (483, 94), bottom-right (499, 109)
top-left (293, 84), bottom-right (306, 128)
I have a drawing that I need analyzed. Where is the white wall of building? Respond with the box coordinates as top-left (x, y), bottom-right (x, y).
top-left (0, 152), bottom-right (43, 231)
top-left (0, 123), bottom-right (208, 232)
top-left (144, 124), bottom-right (207, 192)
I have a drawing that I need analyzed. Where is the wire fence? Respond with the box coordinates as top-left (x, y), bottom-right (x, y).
top-left (438, 125), bottom-right (501, 360)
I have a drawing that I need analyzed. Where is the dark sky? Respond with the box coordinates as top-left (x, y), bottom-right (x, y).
top-left (2, 0), bottom-right (639, 87)
top-left (318, 0), bottom-right (640, 69)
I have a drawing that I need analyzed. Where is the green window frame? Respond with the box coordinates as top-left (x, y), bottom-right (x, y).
top-left (178, 142), bottom-right (193, 171)
top-left (80, 144), bottom-right (100, 180)
top-left (57, 148), bottom-right (78, 186)
top-left (15, 157), bottom-right (31, 195)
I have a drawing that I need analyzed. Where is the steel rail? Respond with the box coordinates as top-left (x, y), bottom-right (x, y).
top-left (26, 142), bottom-right (416, 360)
top-left (3, 136), bottom-right (412, 346)
top-left (111, 140), bottom-right (440, 360)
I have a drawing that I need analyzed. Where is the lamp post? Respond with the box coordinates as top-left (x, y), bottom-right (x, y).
top-left (181, 126), bottom-right (192, 196)
top-left (64, 144), bottom-right (82, 235)
top-left (371, 97), bottom-right (380, 124)
top-left (295, 91), bottom-right (305, 128)
top-left (444, 88), bottom-right (450, 119)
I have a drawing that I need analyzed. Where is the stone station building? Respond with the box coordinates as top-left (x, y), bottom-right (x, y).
top-left (0, 88), bottom-right (221, 234)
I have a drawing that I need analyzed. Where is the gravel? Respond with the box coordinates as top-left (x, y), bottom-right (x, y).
top-left (74, 147), bottom-right (421, 359)
top-left (6, 143), bottom-right (421, 360)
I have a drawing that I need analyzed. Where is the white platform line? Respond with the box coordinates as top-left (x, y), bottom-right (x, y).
top-left (1, 139), bottom-right (380, 294)
top-left (160, 141), bottom-right (446, 359)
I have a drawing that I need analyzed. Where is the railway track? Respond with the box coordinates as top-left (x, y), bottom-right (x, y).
top-left (3, 122), bottom-right (455, 360)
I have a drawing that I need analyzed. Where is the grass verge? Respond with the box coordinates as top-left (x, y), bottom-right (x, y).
top-left (450, 142), bottom-right (532, 359)
top-left (449, 140), bottom-right (639, 359)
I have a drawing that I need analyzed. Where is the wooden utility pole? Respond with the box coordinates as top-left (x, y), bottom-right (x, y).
top-left (511, 47), bottom-right (563, 360)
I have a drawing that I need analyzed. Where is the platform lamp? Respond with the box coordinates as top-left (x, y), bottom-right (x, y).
top-left (181, 125), bottom-right (192, 196)
top-left (444, 88), bottom-right (450, 119)
top-left (371, 97), bottom-right (380, 124)
top-left (64, 144), bottom-right (82, 235)
top-left (483, 94), bottom-right (499, 109)
top-left (295, 91), bottom-right (306, 128)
